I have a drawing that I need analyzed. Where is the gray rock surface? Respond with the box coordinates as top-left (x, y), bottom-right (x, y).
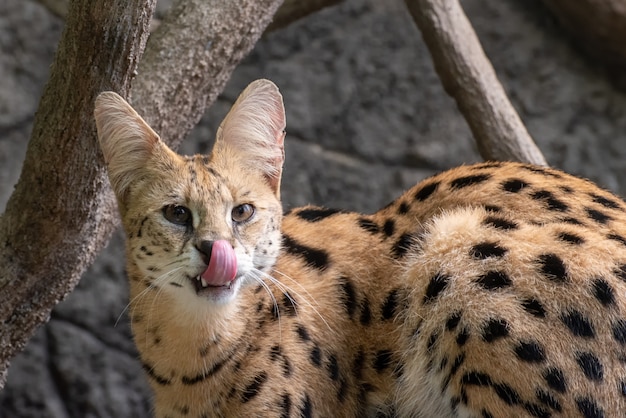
top-left (1, 0), bottom-right (626, 416)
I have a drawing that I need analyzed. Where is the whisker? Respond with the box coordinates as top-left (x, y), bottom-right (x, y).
top-left (115, 265), bottom-right (187, 327)
top-left (254, 268), bottom-right (332, 332)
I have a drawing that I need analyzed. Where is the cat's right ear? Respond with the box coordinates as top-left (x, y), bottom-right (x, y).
top-left (94, 92), bottom-right (165, 204)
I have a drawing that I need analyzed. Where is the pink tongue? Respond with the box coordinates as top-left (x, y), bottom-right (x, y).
top-left (200, 240), bottom-right (237, 286)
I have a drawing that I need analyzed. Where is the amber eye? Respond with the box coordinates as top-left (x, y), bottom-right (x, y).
top-left (232, 204), bottom-right (255, 223)
top-left (163, 205), bottom-right (192, 226)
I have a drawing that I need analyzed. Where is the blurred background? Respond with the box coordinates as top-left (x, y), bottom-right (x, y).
top-left (1, 0), bottom-right (625, 416)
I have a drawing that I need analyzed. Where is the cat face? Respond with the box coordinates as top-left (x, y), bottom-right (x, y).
top-left (94, 80), bottom-right (285, 308)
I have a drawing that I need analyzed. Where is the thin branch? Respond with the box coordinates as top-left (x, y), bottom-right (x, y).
top-left (266, 0), bottom-right (344, 32)
top-left (404, 0), bottom-right (547, 166)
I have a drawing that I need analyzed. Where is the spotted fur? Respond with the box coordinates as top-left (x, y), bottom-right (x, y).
top-left (95, 80), bottom-right (626, 417)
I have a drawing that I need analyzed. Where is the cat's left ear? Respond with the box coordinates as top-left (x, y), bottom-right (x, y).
top-left (214, 79), bottom-right (286, 198)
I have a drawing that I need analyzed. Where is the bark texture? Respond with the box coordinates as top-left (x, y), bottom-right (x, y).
top-left (405, 0), bottom-right (547, 165)
top-left (0, 0), bottom-right (155, 387)
top-left (131, 0), bottom-right (285, 151)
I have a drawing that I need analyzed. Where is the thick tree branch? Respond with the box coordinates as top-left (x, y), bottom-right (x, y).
top-left (131, 0), bottom-right (285, 150)
top-left (405, 0), bottom-right (547, 165)
top-left (0, 0), bottom-right (155, 388)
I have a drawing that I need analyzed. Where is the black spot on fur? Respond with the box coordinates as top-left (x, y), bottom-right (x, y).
top-left (530, 190), bottom-right (569, 211)
top-left (296, 324), bottom-right (311, 341)
top-left (142, 362), bottom-right (171, 385)
top-left (561, 310), bottom-right (595, 338)
top-left (352, 350), bottom-right (366, 380)
top-left (483, 216), bottom-right (518, 230)
top-left (543, 368), bottom-right (567, 393)
top-left (269, 345), bottom-right (281, 361)
top-left (592, 278), bottom-right (615, 306)
top-left (327, 354), bottom-right (340, 381)
top-left (620, 380), bottom-right (626, 397)
top-left (339, 276), bottom-right (357, 319)
top-left (482, 410), bottom-right (494, 418)
top-left (576, 397), bottom-right (605, 418)
top-left (415, 182), bottom-right (440, 201)
top-left (310, 345), bottom-right (322, 367)
top-left (557, 231), bottom-right (585, 245)
top-left (300, 393), bottom-right (313, 418)
top-left (449, 353), bottom-right (465, 377)
top-left (358, 217), bottom-right (379, 234)
top-left (398, 201), bottom-right (410, 215)
top-left (576, 352), bottom-right (604, 381)
top-left (374, 350), bottom-right (393, 372)
top-left (450, 173), bottom-right (492, 189)
top-left (383, 219), bottom-right (395, 237)
top-left (493, 383), bottom-right (521, 405)
top-left (181, 352), bottom-right (230, 385)
top-left (279, 393), bottom-right (292, 418)
top-left (470, 242), bottom-right (508, 259)
top-left (562, 217), bottom-right (584, 226)
top-left (484, 205), bottom-right (501, 212)
top-left (482, 318), bottom-right (509, 342)
top-left (590, 193), bottom-right (622, 210)
top-left (423, 272), bottom-right (451, 303)
top-left (502, 178), bottom-right (529, 193)
top-left (360, 297), bottom-right (372, 326)
top-left (520, 165), bottom-right (562, 178)
top-left (337, 379), bottom-right (349, 403)
top-left (521, 298), bottom-right (546, 318)
top-left (515, 341), bottom-right (546, 363)
top-left (426, 332), bottom-right (439, 353)
top-left (538, 253), bottom-right (568, 282)
top-left (446, 311), bottom-right (462, 331)
top-left (608, 233), bottom-right (626, 246)
top-left (615, 264), bottom-right (626, 283)
top-left (392, 233), bottom-right (413, 258)
top-left (241, 372), bottom-right (268, 403)
top-left (456, 328), bottom-right (470, 346)
top-left (524, 403), bottom-right (550, 418)
top-left (613, 319), bottom-right (626, 345)
top-left (282, 235), bottom-right (330, 271)
top-left (536, 389), bottom-right (562, 412)
top-left (585, 207), bottom-right (612, 224)
top-left (476, 271), bottom-right (512, 290)
top-left (296, 207), bottom-right (345, 222)
top-left (282, 292), bottom-right (297, 316)
top-left (462, 371), bottom-right (492, 386)
top-left (381, 289), bottom-right (399, 320)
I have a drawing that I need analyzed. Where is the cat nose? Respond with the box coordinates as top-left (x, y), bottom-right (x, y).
top-left (196, 240), bottom-right (214, 265)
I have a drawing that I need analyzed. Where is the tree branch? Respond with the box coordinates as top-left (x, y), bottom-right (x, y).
top-left (404, 0), bottom-right (547, 165)
top-left (130, 0), bottom-right (284, 151)
top-left (0, 0), bottom-right (156, 387)
top-left (266, 0), bottom-right (344, 32)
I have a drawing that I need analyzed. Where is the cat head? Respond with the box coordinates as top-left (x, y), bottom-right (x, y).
top-left (94, 80), bottom-right (285, 312)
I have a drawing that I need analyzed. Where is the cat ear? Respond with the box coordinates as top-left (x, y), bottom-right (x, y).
top-left (94, 91), bottom-right (167, 204)
top-left (214, 79), bottom-right (286, 197)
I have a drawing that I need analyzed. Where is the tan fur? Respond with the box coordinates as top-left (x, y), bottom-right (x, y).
top-left (95, 81), bottom-right (626, 417)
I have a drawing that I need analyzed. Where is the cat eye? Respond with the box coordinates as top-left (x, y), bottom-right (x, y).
top-left (163, 205), bottom-right (192, 226)
top-left (232, 203), bottom-right (255, 223)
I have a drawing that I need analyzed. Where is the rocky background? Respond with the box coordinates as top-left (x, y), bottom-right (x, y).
top-left (1, 0), bottom-right (626, 416)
